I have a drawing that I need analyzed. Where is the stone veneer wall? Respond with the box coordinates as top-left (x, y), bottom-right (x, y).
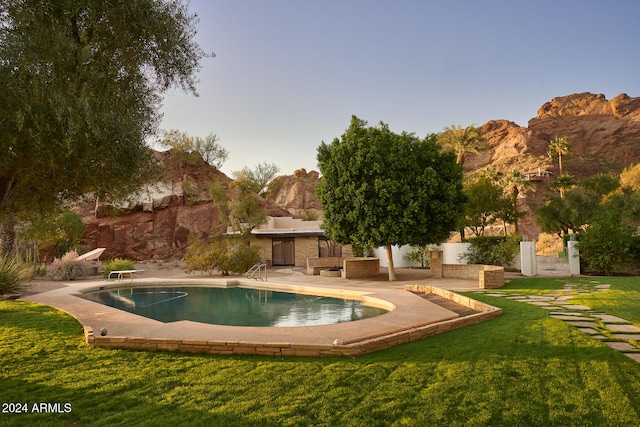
top-left (295, 236), bottom-right (319, 267)
top-left (83, 286), bottom-right (501, 357)
top-left (307, 257), bottom-right (344, 275)
top-left (253, 238), bottom-right (272, 265)
top-left (342, 258), bottom-right (380, 279)
top-left (429, 251), bottom-right (504, 289)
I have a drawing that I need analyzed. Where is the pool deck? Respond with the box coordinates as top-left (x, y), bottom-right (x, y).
top-left (21, 268), bottom-right (501, 357)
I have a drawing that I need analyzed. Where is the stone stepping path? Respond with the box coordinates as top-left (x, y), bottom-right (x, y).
top-left (479, 281), bottom-right (640, 363)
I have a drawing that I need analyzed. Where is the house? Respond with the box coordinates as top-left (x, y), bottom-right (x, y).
top-left (250, 217), bottom-right (353, 267)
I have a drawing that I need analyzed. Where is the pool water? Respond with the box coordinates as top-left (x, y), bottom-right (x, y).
top-left (82, 286), bottom-right (389, 327)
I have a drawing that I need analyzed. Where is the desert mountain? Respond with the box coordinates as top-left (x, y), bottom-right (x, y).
top-left (268, 92), bottom-right (640, 239)
top-left (466, 92), bottom-right (640, 178)
top-left (78, 92), bottom-right (640, 259)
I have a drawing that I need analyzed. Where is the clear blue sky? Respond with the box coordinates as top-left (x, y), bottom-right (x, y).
top-left (159, 0), bottom-right (640, 176)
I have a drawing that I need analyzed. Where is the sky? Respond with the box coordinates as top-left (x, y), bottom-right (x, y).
top-left (159, 0), bottom-right (640, 177)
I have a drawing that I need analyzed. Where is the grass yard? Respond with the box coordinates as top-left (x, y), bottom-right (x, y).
top-left (1, 277), bottom-right (640, 426)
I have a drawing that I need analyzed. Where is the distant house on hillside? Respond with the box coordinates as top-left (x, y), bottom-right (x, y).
top-left (524, 168), bottom-right (553, 182)
top-left (250, 217), bottom-right (352, 267)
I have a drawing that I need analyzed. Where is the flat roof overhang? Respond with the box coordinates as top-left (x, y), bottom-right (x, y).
top-left (252, 231), bottom-right (324, 238)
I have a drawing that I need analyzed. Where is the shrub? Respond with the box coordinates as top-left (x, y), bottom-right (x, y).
top-left (184, 237), bottom-right (216, 274)
top-left (352, 242), bottom-right (375, 257)
top-left (228, 242), bottom-right (261, 273)
top-left (103, 258), bottom-right (135, 278)
top-left (577, 211), bottom-right (635, 275)
top-left (403, 245), bottom-right (432, 268)
top-left (184, 236), bottom-right (261, 276)
top-left (48, 251), bottom-right (89, 281)
top-left (0, 255), bottom-right (31, 294)
top-left (462, 234), bottom-right (521, 267)
top-left (297, 210), bottom-right (318, 221)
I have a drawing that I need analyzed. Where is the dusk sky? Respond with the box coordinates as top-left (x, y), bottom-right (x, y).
top-left (159, 0), bottom-right (640, 176)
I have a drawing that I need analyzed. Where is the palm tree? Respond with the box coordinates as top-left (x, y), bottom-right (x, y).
top-left (500, 170), bottom-right (535, 234)
top-left (438, 124), bottom-right (487, 166)
top-left (548, 137), bottom-right (571, 175)
top-left (501, 169), bottom-right (535, 200)
top-left (550, 174), bottom-right (576, 198)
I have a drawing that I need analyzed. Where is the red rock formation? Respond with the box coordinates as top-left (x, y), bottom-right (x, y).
top-left (267, 168), bottom-right (323, 218)
top-left (78, 150), bottom-right (288, 260)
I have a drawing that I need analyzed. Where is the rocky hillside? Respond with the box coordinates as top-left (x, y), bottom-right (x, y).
top-left (77, 149), bottom-right (289, 260)
top-left (267, 169), bottom-right (323, 219)
top-left (467, 92), bottom-right (640, 178)
top-left (269, 92), bottom-right (640, 239)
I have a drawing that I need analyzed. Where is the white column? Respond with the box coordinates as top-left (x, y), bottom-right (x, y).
top-left (520, 241), bottom-right (537, 277)
top-left (567, 241), bottom-right (581, 276)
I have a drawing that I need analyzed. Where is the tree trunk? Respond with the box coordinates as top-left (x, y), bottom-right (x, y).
top-left (386, 243), bottom-right (396, 281)
top-left (0, 215), bottom-right (16, 256)
top-left (558, 153), bottom-right (563, 175)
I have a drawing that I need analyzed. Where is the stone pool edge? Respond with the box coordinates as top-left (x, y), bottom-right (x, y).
top-left (80, 283), bottom-right (501, 357)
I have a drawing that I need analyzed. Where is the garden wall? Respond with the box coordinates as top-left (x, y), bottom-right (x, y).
top-left (429, 250), bottom-right (504, 288)
top-left (341, 257), bottom-right (379, 279)
top-left (306, 257), bottom-right (344, 275)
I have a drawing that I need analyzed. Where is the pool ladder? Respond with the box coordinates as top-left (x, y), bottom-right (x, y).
top-left (246, 262), bottom-right (267, 281)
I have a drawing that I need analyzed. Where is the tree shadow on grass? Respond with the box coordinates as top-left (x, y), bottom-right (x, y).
top-left (0, 377), bottom-right (282, 427)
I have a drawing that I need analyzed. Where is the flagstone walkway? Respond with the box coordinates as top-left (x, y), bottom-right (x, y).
top-left (480, 281), bottom-right (640, 363)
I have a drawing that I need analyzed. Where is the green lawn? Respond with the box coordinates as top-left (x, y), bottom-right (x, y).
top-left (1, 277), bottom-right (640, 426)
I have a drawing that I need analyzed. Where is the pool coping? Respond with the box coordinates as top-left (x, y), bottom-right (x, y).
top-left (23, 278), bottom-right (501, 357)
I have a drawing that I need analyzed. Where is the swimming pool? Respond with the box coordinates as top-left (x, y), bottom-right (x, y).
top-left (81, 285), bottom-right (389, 327)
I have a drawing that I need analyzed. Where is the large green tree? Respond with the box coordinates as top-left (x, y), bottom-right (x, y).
top-left (316, 116), bottom-right (466, 281)
top-left (0, 1), bottom-right (207, 228)
top-left (499, 169), bottom-right (534, 234)
top-left (463, 177), bottom-right (509, 237)
top-left (535, 174), bottom-right (620, 237)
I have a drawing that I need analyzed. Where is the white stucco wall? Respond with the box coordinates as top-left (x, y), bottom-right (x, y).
top-left (374, 245), bottom-right (423, 268)
top-left (438, 243), bottom-right (472, 264)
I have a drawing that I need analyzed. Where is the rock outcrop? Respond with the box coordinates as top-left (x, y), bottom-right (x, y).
top-left (465, 93), bottom-right (640, 179)
top-left (77, 150), bottom-right (289, 260)
top-left (267, 168), bottom-right (323, 218)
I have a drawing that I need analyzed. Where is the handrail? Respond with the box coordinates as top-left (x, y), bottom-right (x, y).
top-left (245, 262), bottom-right (268, 281)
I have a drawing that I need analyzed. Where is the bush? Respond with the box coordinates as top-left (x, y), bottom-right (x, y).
top-left (48, 251), bottom-right (89, 281)
top-left (463, 234), bottom-right (521, 267)
top-left (403, 245), bottom-right (432, 268)
top-left (184, 237), bottom-right (216, 274)
top-left (228, 243), bottom-right (261, 274)
top-left (0, 255), bottom-right (32, 294)
top-left (103, 258), bottom-right (135, 278)
top-left (577, 211), bottom-right (635, 275)
top-left (184, 236), bottom-right (261, 276)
